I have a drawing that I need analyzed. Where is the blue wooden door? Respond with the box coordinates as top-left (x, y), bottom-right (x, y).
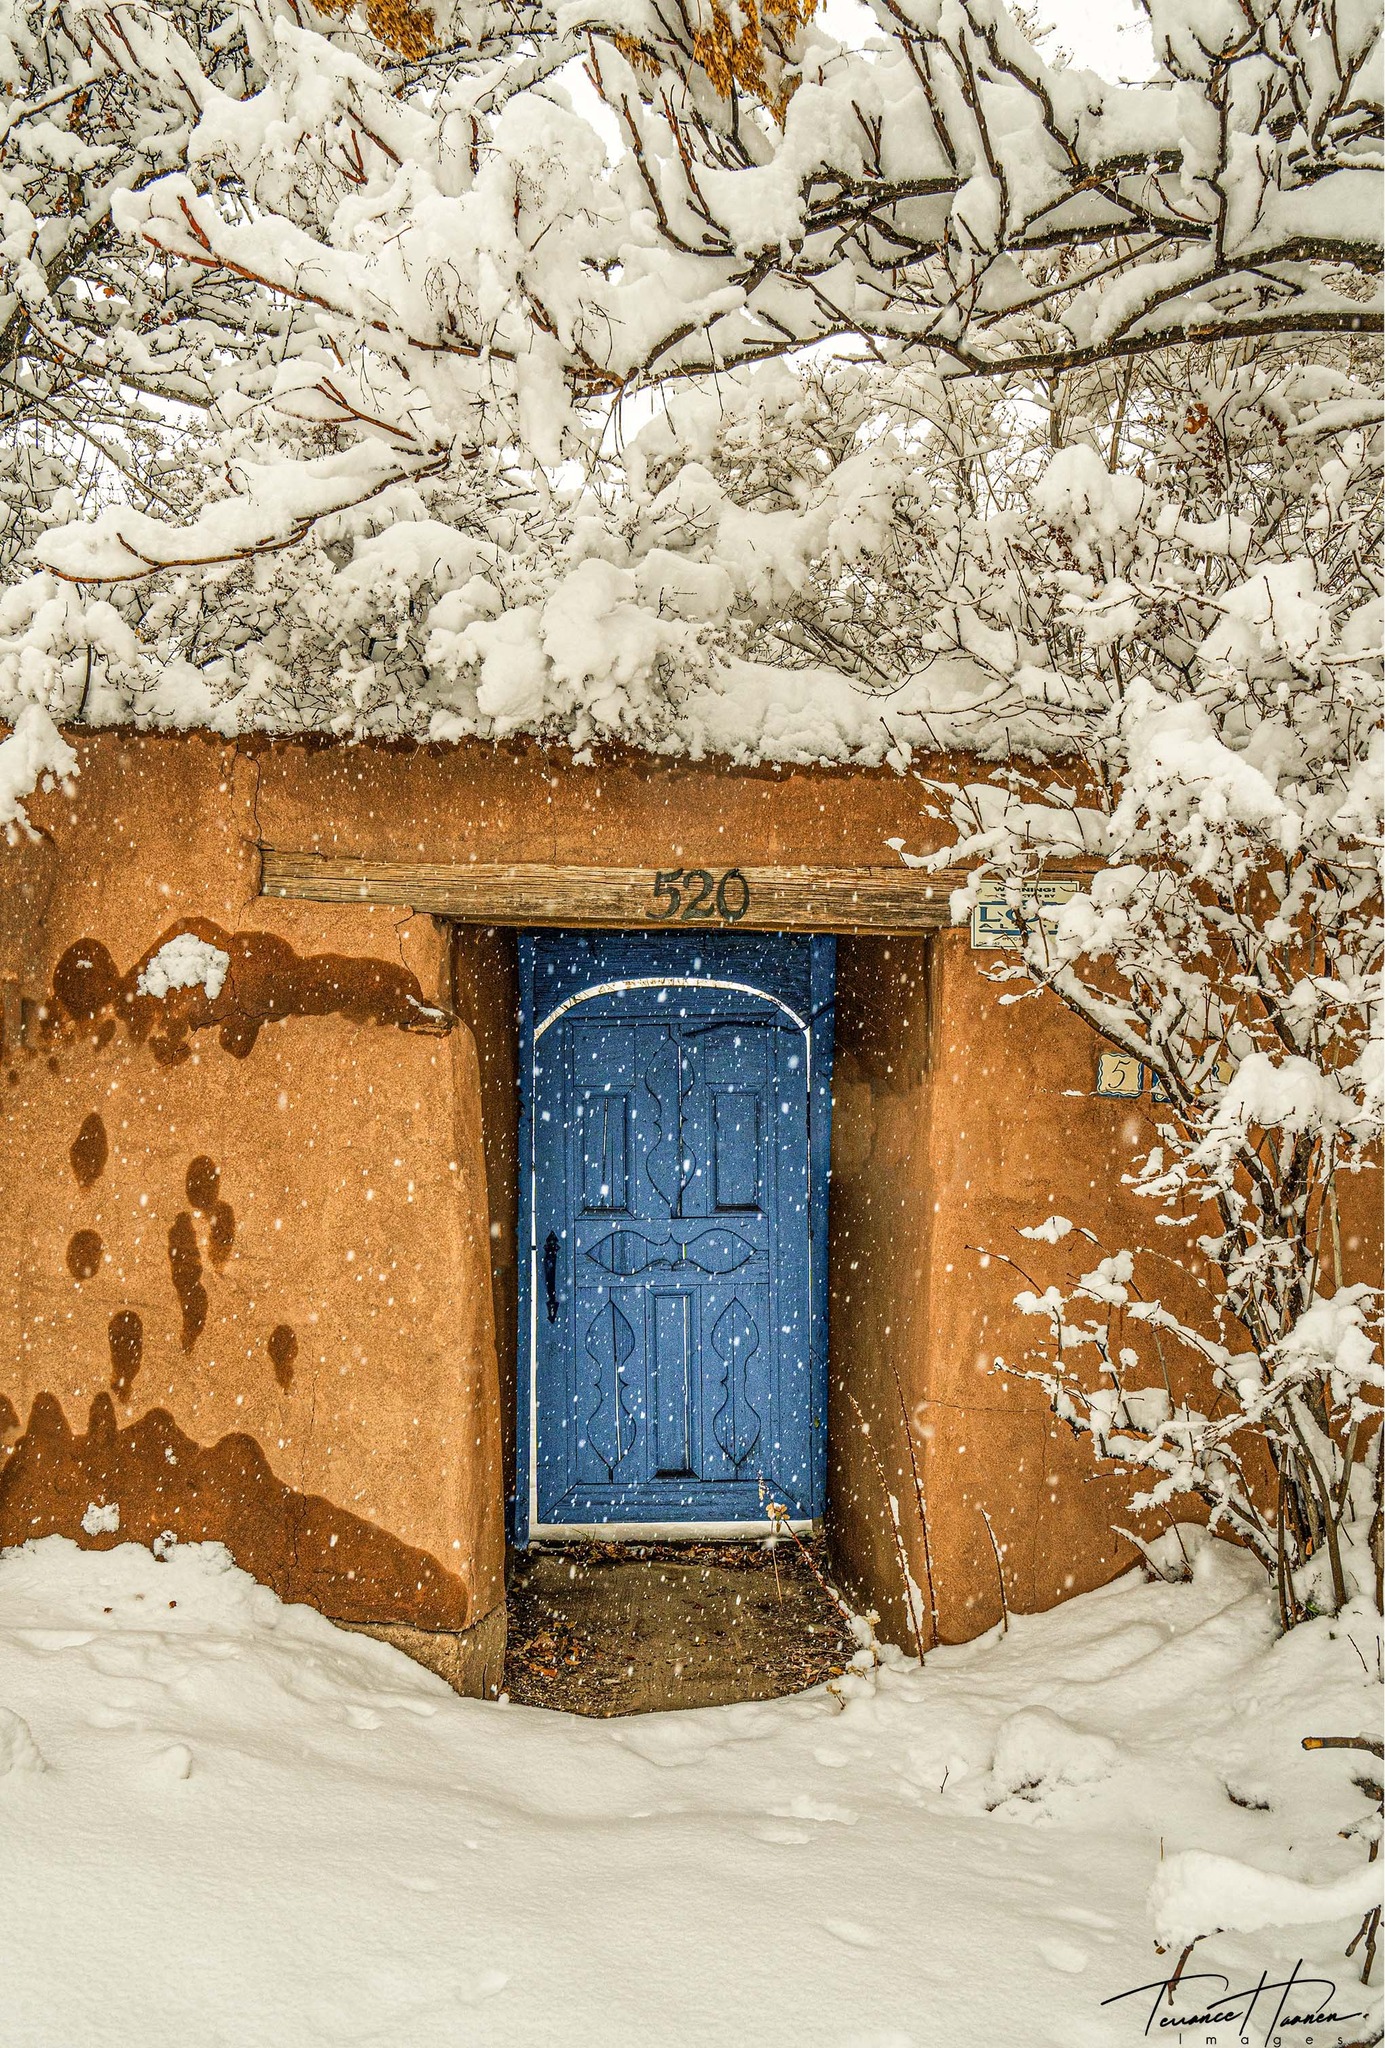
top-left (518, 933), bottom-right (834, 1537)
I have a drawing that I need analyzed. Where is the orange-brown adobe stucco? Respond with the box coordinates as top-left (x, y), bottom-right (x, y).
top-left (2, 731), bottom-right (1374, 1679)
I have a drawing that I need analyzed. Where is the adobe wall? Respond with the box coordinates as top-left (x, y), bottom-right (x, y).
top-left (828, 934), bottom-right (1379, 1648)
top-left (828, 936), bottom-right (1187, 1647)
top-left (246, 728), bottom-right (984, 868)
top-left (0, 734), bottom-right (506, 1668)
top-left (6, 729), bottom-right (1366, 1669)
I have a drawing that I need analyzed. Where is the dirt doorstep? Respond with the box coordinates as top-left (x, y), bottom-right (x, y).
top-left (504, 1537), bottom-right (857, 1716)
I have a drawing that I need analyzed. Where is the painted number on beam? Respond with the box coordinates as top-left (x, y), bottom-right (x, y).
top-left (648, 869), bottom-right (751, 924)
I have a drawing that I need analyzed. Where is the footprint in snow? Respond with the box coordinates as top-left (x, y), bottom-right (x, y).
top-left (86, 1705), bottom-right (140, 1730)
top-left (0, 1707), bottom-right (45, 1777)
top-left (456, 1970), bottom-right (508, 2006)
top-left (1037, 1937), bottom-right (1089, 1974)
top-left (1052, 1905), bottom-right (1117, 1935)
top-left (823, 1919), bottom-right (881, 1950)
top-left (770, 1792), bottom-right (858, 1825)
top-left (88, 1640), bottom-right (187, 1683)
top-left (18, 1629), bottom-right (95, 1652)
top-left (750, 1821), bottom-right (812, 1846)
top-left (149, 1742), bottom-right (193, 1780)
top-left (812, 1741), bottom-right (862, 1768)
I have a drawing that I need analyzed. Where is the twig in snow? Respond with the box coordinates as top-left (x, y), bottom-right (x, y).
top-left (889, 1359), bottom-right (938, 1651)
top-left (839, 1387), bottom-right (928, 1664)
top-left (978, 1505), bottom-right (1009, 1635)
top-left (1304, 1736), bottom-right (1383, 1985)
top-left (757, 1487), bottom-right (860, 1644)
top-left (1165, 1939), bottom-right (1200, 2004)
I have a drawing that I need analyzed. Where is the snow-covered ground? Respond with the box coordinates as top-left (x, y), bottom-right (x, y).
top-left (0, 1535), bottom-right (1378, 2048)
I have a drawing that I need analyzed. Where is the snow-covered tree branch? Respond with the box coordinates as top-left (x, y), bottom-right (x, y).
top-left (583, 0), bottom-right (1383, 383)
top-left (0, 0), bottom-right (1372, 607)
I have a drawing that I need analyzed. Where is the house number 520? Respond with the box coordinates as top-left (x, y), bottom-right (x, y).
top-left (648, 868), bottom-right (751, 923)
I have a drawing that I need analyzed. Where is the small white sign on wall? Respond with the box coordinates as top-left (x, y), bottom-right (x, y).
top-left (970, 876), bottom-right (1082, 950)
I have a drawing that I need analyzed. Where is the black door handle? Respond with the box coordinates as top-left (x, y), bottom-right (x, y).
top-left (543, 1231), bottom-right (560, 1324)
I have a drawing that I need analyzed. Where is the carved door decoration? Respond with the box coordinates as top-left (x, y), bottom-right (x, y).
top-left (523, 931), bottom-right (834, 1533)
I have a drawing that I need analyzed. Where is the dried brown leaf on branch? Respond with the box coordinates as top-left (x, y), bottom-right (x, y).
top-left (314, 0), bottom-right (434, 61)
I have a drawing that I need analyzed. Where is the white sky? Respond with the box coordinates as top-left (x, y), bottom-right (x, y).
top-left (818, 0), bottom-right (1153, 77)
top-left (1046, 0), bottom-right (1153, 79)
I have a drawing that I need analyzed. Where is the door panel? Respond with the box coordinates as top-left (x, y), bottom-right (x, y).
top-left (651, 1288), bottom-right (695, 1476)
top-left (522, 933), bottom-right (833, 1532)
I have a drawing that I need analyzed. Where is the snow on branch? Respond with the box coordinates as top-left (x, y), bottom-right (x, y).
top-left (581, 0), bottom-right (1382, 384)
top-left (38, 447), bottom-right (450, 584)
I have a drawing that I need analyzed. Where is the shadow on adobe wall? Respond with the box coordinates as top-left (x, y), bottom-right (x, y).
top-left (0, 1392), bottom-right (475, 1632)
top-left (46, 924), bottom-right (452, 1068)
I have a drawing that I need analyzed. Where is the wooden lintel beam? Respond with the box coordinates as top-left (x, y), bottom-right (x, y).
top-left (259, 850), bottom-right (972, 932)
